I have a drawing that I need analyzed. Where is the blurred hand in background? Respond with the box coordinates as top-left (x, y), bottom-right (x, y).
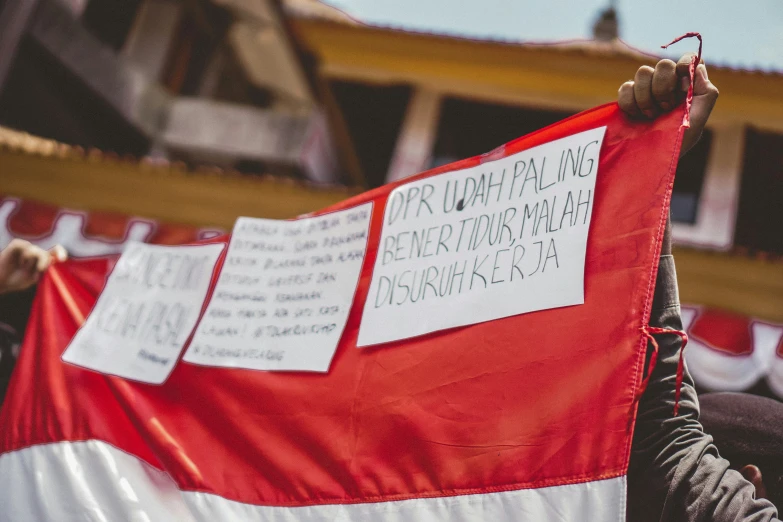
top-left (0, 239), bottom-right (67, 295)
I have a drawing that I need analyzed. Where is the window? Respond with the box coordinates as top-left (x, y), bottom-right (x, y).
top-left (430, 97), bottom-right (572, 168)
top-left (205, 46), bottom-right (273, 107)
top-left (0, 39), bottom-right (149, 156)
top-left (735, 128), bottom-right (783, 254)
top-left (330, 81), bottom-right (412, 188)
top-left (82, 0), bottom-right (143, 50)
top-left (671, 130), bottom-right (712, 224)
top-left (161, 1), bottom-right (231, 96)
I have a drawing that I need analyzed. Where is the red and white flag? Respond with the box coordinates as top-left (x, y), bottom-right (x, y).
top-left (0, 101), bottom-right (687, 521)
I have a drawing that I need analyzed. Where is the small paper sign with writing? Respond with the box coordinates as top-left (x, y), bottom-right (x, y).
top-left (62, 242), bottom-right (225, 383)
top-left (185, 203), bottom-right (372, 372)
top-left (358, 127), bottom-right (606, 347)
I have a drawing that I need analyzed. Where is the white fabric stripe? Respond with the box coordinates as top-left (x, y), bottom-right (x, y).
top-left (685, 339), bottom-right (764, 392)
top-left (769, 356), bottom-right (783, 400)
top-left (0, 440), bottom-right (626, 522)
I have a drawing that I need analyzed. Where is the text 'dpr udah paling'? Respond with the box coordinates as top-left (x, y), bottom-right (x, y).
top-left (184, 203), bottom-right (372, 372)
top-left (358, 126), bottom-right (606, 346)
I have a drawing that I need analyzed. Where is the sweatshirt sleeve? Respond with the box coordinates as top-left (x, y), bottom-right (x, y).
top-left (627, 220), bottom-right (780, 522)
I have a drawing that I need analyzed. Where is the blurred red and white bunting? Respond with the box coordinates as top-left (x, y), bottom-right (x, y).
top-left (682, 305), bottom-right (783, 398)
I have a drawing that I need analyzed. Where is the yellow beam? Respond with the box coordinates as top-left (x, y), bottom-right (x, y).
top-left (0, 149), bottom-right (357, 229)
top-left (293, 20), bottom-right (783, 132)
top-left (674, 247), bottom-right (783, 323)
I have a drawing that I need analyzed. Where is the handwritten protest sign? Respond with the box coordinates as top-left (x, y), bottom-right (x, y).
top-left (62, 242), bottom-right (225, 383)
top-left (184, 203), bottom-right (372, 372)
top-left (358, 127), bottom-right (606, 346)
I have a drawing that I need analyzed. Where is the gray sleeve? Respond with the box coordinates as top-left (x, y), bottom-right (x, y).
top-left (627, 251), bottom-right (780, 522)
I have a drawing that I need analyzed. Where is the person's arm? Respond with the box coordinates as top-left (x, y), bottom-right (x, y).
top-left (620, 57), bottom-right (779, 521)
top-left (628, 219), bottom-right (779, 521)
top-left (0, 239), bottom-right (67, 407)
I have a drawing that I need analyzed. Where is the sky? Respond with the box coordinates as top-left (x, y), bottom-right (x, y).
top-left (323, 0), bottom-right (783, 72)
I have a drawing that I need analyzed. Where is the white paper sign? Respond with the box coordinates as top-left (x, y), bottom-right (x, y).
top-left (184, 203), bottom-right (372, 372)
top-left (62, 242), bottom-right (225, 383)
top-left (357, 127), bottom-right (607, 347)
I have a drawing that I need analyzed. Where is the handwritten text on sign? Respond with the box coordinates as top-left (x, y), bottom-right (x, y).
top-left (357, 127), bottom-right (607, 346)
top-left (62, 242), bottom-right (225, 383)
top-left (184, 203), bottom-right (372, 372)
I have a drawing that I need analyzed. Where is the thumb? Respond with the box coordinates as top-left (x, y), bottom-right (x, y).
top-left (690, 63), bottom-right (719, 130)
top-left (48, 245), bottom-right (68, 263)
top-left (676, 52), bottom-right (700, 92)
top-left (680, 62), bottom-right (718, 156)
top-left (693, 63), bottom-right (718, 99)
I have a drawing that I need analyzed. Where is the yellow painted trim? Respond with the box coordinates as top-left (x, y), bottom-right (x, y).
top-left (674, 247), bottom-right (783, 323)
top-left (293, 20), bottom-right (783, 132)
top-left (0, 150), bottom-right (357, 229)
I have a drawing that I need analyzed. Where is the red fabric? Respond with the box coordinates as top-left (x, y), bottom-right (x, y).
top-left (646, 327), bottom-right (689, 416)
top-left (0, 196), bottom-right (214, 249)
top-left (690, 308), bottom-right (754, 356)
top-left (0, 103), bottom-right (686, 506)
top-left (639, 327), bottom-right (661, 396)
top-left (662, 33), bottom-right (701, 130)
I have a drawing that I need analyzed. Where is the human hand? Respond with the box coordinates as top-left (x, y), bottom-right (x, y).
top-left (618, 54), bottom-right (719, 156)
top-left (0, 239), bottom-right (67, 294)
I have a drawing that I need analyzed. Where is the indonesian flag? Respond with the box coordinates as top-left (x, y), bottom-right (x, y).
top-left (0, 101), bottom-right (686, 521)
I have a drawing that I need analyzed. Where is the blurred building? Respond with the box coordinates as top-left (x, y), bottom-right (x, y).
top-left (0, 0), bottom-right (781, 386)
top-left (0, 0), bottom-right (365, 185)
